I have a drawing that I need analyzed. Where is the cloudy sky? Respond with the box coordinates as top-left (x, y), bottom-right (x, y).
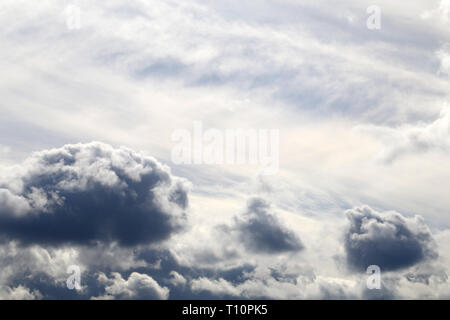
top-left (0, 0), bottom-right (449, 299)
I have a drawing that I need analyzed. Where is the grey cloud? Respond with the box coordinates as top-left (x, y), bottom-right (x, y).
top-left (405, 272), bottom-right (447, 285)
top-left (345, 206), bottom-right (438, 271)
top-left (404, 264), bottom-right (448, 285)
top-left (232, 197), bottom-right (304, 254)
top-left (0, 142), bottom-right (189, 246)
top-left (3, 0), bottom-right (442, 128)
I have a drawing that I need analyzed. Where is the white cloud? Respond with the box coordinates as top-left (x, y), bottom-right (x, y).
top-left (190, 268), bottom-right (360, 299)
top-left (0, 285), bottom-right (42, 300)
top-left (421, 0), bottom-right (450, 24)
top-left (437, 44), bottom-right (450, 76)
top-left (94, 272), bottom-right (169, 300)
top-left (169, 271), bottom-right (187, 287)
top-left (358, 106), bottom-right (450, 163)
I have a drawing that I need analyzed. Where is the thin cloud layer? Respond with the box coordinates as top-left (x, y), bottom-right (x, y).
top-left (358, 106), bottom-right (450, 162)
top-left (345, 206), bottom-right (438, 271)
top-left (0, 142), bottom-right (189, 246)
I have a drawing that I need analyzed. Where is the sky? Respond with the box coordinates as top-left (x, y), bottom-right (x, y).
top-left (0, 0), bottom-right (449, 299)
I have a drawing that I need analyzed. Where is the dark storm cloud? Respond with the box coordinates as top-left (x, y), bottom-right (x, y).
top-left (345, 206), bottom-right (437, 271)
top-left (0, 142), bottom-right (189, 246)
top-left (232, 197), bottom-right (303, 254)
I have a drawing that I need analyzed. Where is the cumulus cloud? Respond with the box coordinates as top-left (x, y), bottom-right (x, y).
top-left (345, 206), bottom-right (438, 271)
top-left (93, 272), bottom-right (169, 300)
top-left (0, 285), bottom-right (42, 300)
top-left (225, 197), bottom-right (303, 254)
top-left (0, 142), bottom-right (189, 246)
top-left (190, 265), bottom-right (359, 299)
top-left (168, 271), bottom-right (187, 287)
top-left (361, 264), bottom-right (450, 299)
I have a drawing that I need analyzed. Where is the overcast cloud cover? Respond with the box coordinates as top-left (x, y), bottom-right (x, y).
top-left (0, 0), bottom-right (449, 299)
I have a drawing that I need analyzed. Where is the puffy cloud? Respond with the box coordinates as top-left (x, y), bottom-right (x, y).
top-left (362, 264), bottom-right (450, 299)
top-left (0, 241), bottom-right (90, 299)
top-left (190, 277), bottom-right (241, 298)
top-left (94, 272), bottom-right (169, 300)
top-left (345, 206), bottom-right (438, 271)
top-left (0, 189), bottom-right (31, 216)
top-left (190, 265), bottom-right (359, 299)
top-left (168, 271), bottom-right (187, 287)
top-left (0, 142), bottom-right (189, 246)
top-left (398, 268), bottom-right (450, 299)
top-left (227, 197), bottom-right (303, 254)
top-left (0, 242), bottom-right (77, 282)
top-left (0, 285), bottom-right (42, 300)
